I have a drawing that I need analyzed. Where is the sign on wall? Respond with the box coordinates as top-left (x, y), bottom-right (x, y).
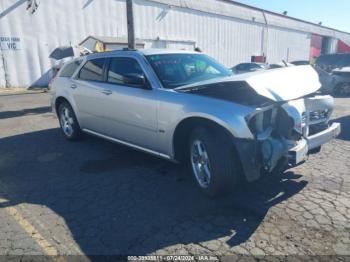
top-left (0, 37), bottom-right (21, 50)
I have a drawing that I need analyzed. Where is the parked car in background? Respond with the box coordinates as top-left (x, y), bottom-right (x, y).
top-left (290, 60), bottom-right (310, 66)
top-left (315, 53), bottom-right (350, 72)
top-left (318, 66), bottom-right (350, 95)
top-left (231, 62), bottom-right (269, 74)
top-left (315, 53), bottom-right (350, 95)
top-left (269, 61), bottom-right (295, 69)
top-left (51, 49), bottom-right (340, 197)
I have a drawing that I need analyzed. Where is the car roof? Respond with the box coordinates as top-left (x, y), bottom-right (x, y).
top-left (86, 48), bottom-right (199, 58)
top-left (138, 48), bottom-right (199, 55)
top-left (82, 48), bottom-right (201, 61)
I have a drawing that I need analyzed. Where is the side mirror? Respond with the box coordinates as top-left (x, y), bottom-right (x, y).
top-left (124, 73), bottom-right (149, 88)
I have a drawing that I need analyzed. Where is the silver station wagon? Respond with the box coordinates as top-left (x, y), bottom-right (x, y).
top-left (51, 49), bottom-right (340, 197)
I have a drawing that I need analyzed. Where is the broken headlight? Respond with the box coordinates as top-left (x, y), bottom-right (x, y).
top-left (247, 107), bottom-right (276, 136)
top-left (247, 107), bottom-right (299, 140)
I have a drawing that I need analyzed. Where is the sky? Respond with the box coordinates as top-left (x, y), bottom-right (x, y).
top-left (234, 0), bottom-right (350, 32)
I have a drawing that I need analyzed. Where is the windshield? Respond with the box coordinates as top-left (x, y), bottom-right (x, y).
top-left (146, 53), bottom-right (232, 89)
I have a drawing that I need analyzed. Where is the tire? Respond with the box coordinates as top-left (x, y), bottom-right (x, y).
top-left (188, 127), bottom-right (238, 197)
top-left (58, 101), bottom-right (82, 140)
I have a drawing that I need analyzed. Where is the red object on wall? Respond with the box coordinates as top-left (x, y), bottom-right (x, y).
top-left (337, 40), bottom-right (350, 53)
top-left (251, 55), bottom-right (266, 63)
top-left (310, 34), bottom-right (322, 58)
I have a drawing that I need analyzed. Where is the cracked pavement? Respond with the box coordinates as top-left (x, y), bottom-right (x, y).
top-left (0, 92), bottom-right (349, 257)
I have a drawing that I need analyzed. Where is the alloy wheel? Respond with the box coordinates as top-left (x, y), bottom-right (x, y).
top-left (60, 106), bottom-right (74, 137)
top-left (190, 139), bottom-right (212, 188)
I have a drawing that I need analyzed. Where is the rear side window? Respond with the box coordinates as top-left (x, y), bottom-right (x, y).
top-left (59, 60), bottom-right (81, 77)
top-left (79, 58), bottom-right (106, 81)
top-left (107, 57), bottom-right (143, 85)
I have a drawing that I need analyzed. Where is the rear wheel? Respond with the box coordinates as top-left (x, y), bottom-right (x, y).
top-left (58, 101), bottom-right (82, 140)
top-left (189, 127), bottom-right (238, 197)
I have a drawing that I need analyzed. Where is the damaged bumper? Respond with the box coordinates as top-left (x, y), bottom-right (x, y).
top-left (236, 122), bottom-right (341, 183)
top-left (235, 94), bottom-right (341, 183)
top-left (288, 122), bottom-right (341, 165)
top-left (307, 122), bottom-right (341, 150)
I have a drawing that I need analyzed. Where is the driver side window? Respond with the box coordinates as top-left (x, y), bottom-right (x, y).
top-left (107, 57), bottom-right (144, 85)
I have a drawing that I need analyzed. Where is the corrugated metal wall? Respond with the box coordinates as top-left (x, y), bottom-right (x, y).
top-left (134, 0), bottom-right (264, 66)
top-left (0, 0), bottom-right (127, 88)
top-left (1, 0), bottom-right (349, 88)
top-left (266, 27), bottom-right (311, 63)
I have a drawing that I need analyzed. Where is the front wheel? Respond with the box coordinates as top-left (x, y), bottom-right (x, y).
top-left (189, 127), bottom-right (238, 197)
top-left (58, 101), bottom-right (82, 140)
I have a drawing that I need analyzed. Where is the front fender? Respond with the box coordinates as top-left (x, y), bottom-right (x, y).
top-left (157, 89), bottom-right (256, 158)
top-left (173, 112), bottom-right (254, 140)
top-left (166, 109), bottom-right (255, 160)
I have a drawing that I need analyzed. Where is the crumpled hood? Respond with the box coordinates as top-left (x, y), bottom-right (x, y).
top-left (177, 65), bottom-right (321, 102)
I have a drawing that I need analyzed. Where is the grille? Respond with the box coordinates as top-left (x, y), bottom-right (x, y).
top-left (309, 109), bottom-right (329, 122)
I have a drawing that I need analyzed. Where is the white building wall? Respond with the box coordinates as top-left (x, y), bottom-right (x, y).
top-left (134, 0), bottom-right (264, 66)
top-left (266, 26), bottom-right (311, 63)
top-left (0, 53), bottom-right (7, 87)
top-left (0, 0), bottom-right (128, 88)
top-left (327, 38), bottom-right (339, 54)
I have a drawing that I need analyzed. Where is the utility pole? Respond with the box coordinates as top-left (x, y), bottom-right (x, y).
top-left (126, 0), bottom-right (136, 49)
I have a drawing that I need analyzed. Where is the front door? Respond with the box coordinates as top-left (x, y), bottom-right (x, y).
top-left (100, 56), bottom-right (159, 151)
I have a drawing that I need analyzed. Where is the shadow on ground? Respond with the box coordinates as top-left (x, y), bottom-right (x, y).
top-left (0, 106), bottom-right (51, 119)
top-left (331, 115), bottom-right (350, 141)
top-left (0, 128), bottom-right (307, 255)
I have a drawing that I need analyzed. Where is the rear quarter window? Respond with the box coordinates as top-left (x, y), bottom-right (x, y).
top-left (58, 60), bottom-right (82, 78)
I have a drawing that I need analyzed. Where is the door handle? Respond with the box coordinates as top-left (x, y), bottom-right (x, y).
top-left (101, 89), bottom-right (112, 95)
top-left (70, 84), bottom-right (77, 89)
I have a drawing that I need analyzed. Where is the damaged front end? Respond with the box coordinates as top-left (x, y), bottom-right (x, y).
top-left (241, 94), bottom-right (340, 181)
top-left (230, 66), bottom-right (341, 181)
top-left (177, 65), bottom-right (341, 182)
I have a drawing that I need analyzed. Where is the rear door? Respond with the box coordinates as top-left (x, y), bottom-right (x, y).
top-left (71, 57), bottom-right (110, 132)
